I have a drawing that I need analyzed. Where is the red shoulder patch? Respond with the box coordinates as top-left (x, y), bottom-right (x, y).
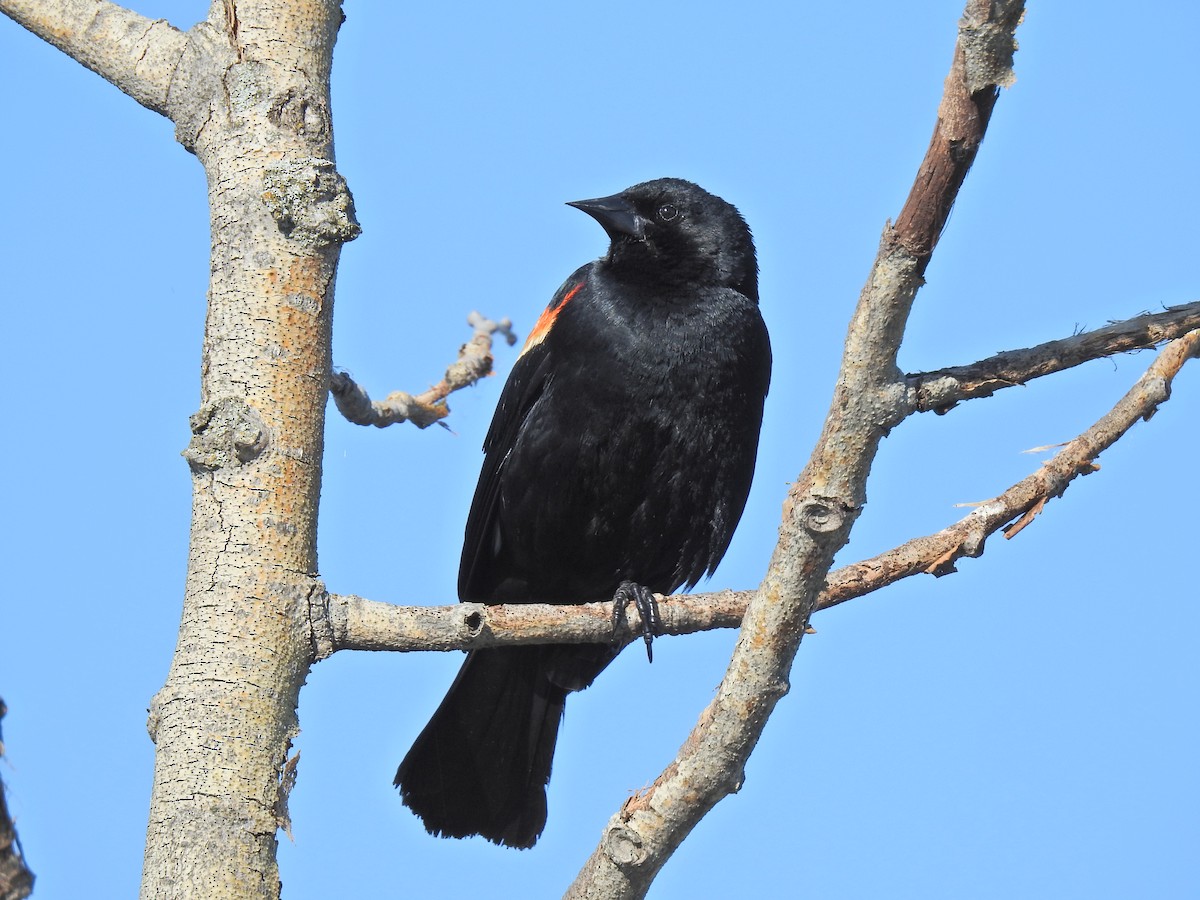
top-left (519, 281), bottom-right (584, 358)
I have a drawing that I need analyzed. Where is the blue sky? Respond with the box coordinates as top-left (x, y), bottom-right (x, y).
top-left (2, 2), bottom-right (1197, 897)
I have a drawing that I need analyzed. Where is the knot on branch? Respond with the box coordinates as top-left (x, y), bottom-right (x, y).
top-left (183, 398), bottom-right (269, 471)
top-left (603, 824), bottom-right (649, 868)
top-left (799, 501), bottom-right (846, 535)
top-left (262, 158), bottom-right (361, 248)
top-left (267, 88), bottom-right (331, 141)
top-left (462, 608), bottom-right (485, 637)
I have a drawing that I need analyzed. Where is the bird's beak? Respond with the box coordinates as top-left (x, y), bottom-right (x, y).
top-left (567, 194), bottom-right (646, 240)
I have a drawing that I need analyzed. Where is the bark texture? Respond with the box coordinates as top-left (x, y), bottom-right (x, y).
top-left (0, 1), bottom-right (361, 896)
top-left (138, 3), bottom-right (356, 897)
top-left (1, 0), bottom-right (185, 114)
top-left (3, 1), bottom-right (355, 893)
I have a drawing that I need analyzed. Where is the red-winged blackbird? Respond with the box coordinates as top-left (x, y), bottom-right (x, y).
top-left (394, 178), bottom-right (771, 848)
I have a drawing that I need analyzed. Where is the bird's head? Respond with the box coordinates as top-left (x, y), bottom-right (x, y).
top-left (568, 178), bottom-right (758, 303)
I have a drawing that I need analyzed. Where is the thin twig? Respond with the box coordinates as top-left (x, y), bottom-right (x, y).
top-left (330, 312), bottom-right (515, 429)
top-left (908, 300), bottom-right (1200, 413)
top-left (829, 329), bottom-right (1200, 597)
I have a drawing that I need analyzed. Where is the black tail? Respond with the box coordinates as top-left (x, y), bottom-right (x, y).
top-left (394, 647), bottom-right (567, 849)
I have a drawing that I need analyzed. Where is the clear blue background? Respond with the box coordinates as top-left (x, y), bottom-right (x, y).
top-left (2, 2), bottom-right (1197, 897)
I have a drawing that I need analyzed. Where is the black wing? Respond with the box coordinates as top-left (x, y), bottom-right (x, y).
top-left (457, 267), bottom-right (591, 602)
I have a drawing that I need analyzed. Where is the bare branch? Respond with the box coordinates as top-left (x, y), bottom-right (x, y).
top-left (832, 329), bottom-right (1200, 597)
top-left (909, 300), bottom-right (1200, 413)
top-left (0, 699), bottom-right (34, 900)
top-left (330, 312), bottom-right (516, 429)
top-left (565, 4), bottom-right (1026, 896)
top-left (320, 328), bottom-right (1199, 656)
top-left (314, 591), bottom-right (746, 659)
top-left (0, 0), bottom-right (187, 116)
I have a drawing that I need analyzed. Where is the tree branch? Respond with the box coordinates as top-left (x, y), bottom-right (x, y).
top-left (0, 700), bottom-right (34, 900)
top-left (564, 3), bottom-right (1025, 896)
top-left (313, 591), bottom-right (747, 659)
top-left (834, 328), bottom-right (1200, 592)
top-left (0, 0), bottom-right (187, 116)
top-left (316, 327), bottom-right (1198, 658)
top-left (908, 300), bottom-right (1200, 413)
top-left (330, 312), bottom-right (516, 429)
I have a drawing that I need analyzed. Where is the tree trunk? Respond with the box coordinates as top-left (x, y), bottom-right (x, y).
top-left (139, 3), bottom-right (356, 897)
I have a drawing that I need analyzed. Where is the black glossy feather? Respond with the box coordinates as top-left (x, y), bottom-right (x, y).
top-left (396, 178), bottom-right (771, 848)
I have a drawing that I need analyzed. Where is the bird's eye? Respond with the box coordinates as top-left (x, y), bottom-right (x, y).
top-left (657, 204), bottom-right (679, 222)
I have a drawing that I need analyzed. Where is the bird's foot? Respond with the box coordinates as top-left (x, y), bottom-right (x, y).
top-left (612, 581), bottom-right (661, 663)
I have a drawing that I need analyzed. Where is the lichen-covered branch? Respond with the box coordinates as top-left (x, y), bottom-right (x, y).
top-left (330, 312), bottom-right (516, 428)
top-left (909, 300), bottom-right (1200, 413)
top-left (0, 0), bottom-right (187, 116)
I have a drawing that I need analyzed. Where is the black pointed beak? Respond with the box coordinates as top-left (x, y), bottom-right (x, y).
top-left (567, 193), bottom-right (646, 240)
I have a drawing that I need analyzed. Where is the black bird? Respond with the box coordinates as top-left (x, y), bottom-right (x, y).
top-left (394, 178), bottom-right (771, 848)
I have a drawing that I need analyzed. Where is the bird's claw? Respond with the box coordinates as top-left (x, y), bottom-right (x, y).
top-left (612, 581), bottom-right (661, 663)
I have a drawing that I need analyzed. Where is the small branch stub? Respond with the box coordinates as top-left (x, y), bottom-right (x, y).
top-left (800, 501), bottom-right (846, 534)
top-left (183, 398), bottom-right (269, 471)
top-left (605, 826), bottom-right (649, 868)
top-left (261, 158), bottom-right (361, 247)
